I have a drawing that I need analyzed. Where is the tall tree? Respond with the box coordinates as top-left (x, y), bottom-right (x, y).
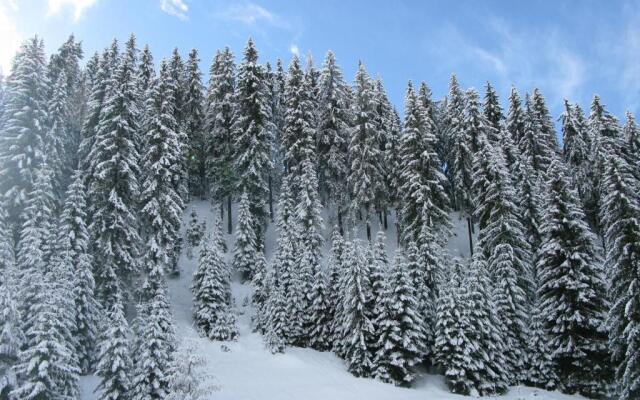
top-left (561, 100), bottom-right (591, 202)
top-left (232, 192), bottom-right (258, 281)
top-left (233, 39), bottom-right (273, 242)
top-left (537, 159), bottom-right (611, 398)
top-left (443, 74), bottom-right (466, 209)
top-left (483, 82), bottom-right (503, 145)
top-left (184, 49), bottom-right (206, 198)
top-left (206, 48), bottom-right (236, 233)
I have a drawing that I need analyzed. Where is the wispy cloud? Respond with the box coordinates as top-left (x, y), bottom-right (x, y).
top-left (289, 44), bottom-right (299, 56)
top-left (214, 2), bottom-right (289, 29)
top-left (47, 0), bottom-right (97, 21)
top-left (0, 0), bottom-right (21, 73)
top-left (160, 0), bottom-right (188, 21)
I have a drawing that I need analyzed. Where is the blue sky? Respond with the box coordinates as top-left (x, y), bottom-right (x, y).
top-left (1, 0), bottom-right (639, 123)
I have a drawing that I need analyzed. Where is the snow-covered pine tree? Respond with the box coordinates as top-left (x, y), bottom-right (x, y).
top-left (505, 86), bottom-right (525, 145)
top-left (443, 74), bottom-right (466, 209)
top-left (348, 62), bottom-right (383, 240)
top-left (327, 226), bottom-right (347, 354)
top-left (232, 191), bottom-right (258, 281)
top-left (140, 58), bottom-right (185, 276)
top-left (192, 234), bottom-right (238, 341)
top-left (600, 153), bottom-right (640, 400)
top-left (95, 296), bottom-right (133, 400)
top-left (251, 248), bottom-right (269, 333)
top-left (403, 242), bottom-right (430, 361)
top-left (368, 231), bottom-right (389, 353)
top-left (515, 159), bottom-right (544, 281)
top-left (621, 111), bottom-right (640, 181)
top-left (137, 44), bottom-right (155, 99)
top-left (185, 208), bottom-right (205, 255)
top-left (45, 69), bottom-right (71, 203)
top-left (398, 82), bottom-right (450, 246)
top-left (58, 170), bottom-right (100, 375)
top-left (308, 265), bottom-right (332, 351)
top-left (184, 48), bottom-right (206, 198)
top-left (483, 82), bottom-right (503, 145)
top-left (0, 37), bottom-right (49, 222)
top-left (526, 296), bottom-right (558, 391)
top-left (88, 34), bottom-right (141, 303)
top-left (168, 47), bottom-right (185, 127)
top-left (233, 38), bottom-right (273, 243)
top-left (0, 210), bottom-right (24, 399)
top-left (585, 95), bottom-right (621, 230)
top-left (537, 159), bottom-right (611, 398)
top-left (295, 156), bottom-right (324, 279)
top-left (206, 47), bottom-right (236, 234)
top-left (518, 93), bottom-right (554, 178)
top-left (371, 78), bottom-right (395, 229)
top-left (263, 266), bottom-right (287, 354)
top-left (531, 88), bottom-right (559, 156)
top-left (317, 51), bottom-right (351, 217)
top-left (561, 100), bottom-right (591, 203)
top-left (131, 264), bottom-right (176, 400)
top-left (166, 340), bottom-right (217, 400)
top-left (374, 251), bottom-right (424, 387)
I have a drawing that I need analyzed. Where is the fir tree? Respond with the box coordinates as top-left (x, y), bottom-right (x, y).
top-left (561, 100), bottom-right (591, 203)
top-left (263, 267), bottom-right (287, 354)
top-left (206, 47), bottom-right (236, 234)
top-left (308, 266), bottom-right (332, 351)
top-left (233, 38), bottom-right (273, 242)
top-left (348, 62), bottom-right (383, 240)
top-left (166, 340), bottom-right (216, 400)
top-left (140, 58), bottom-right (185, 275)
top-left (374, 252), bottom-right (424, 386)
top-left (45, 69), bottom-right (71, 202)
top-left (600, 153), bottom-right (640, 400)
top-left (327, 227), bottom-right (347, 353)
top-left (518, 94), bottom-right (554, 178)
top-left (184, 48), bottom-right (206, 198)
top-left (192, 235), bottom-right (237, 341)
top-left (483, 82), bottom-right (503, 145)
top-left (526, 297), bottom-right (558, 391)
top-left (0, 37), bottom-right (49, 221)
top-left (232, 192), bottom-right (258, 281)
top-left (537, 159), bottom-right (611, 398)
top-left (95, 298), bottom-right (133, 400)
top-left (443, 74), bottom-right (466, 209)
top-left (251, 248), bottom-right (269, 333)
top-left (506, 86), bottom-right (525, 145)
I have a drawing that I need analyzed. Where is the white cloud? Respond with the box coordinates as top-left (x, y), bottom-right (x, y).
top-left (289, 44), bottom-right (299, 56)
top-left (47, 0), bottom-right (97, 21)
top-left (160, 0), bottom-right (188, 20)
top-left (214, 2), bottom-right (289, 29)
top-left (0, 1), bottom-right (21, 73)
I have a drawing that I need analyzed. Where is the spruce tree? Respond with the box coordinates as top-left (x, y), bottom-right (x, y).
top-left (348, 62), bottom-right (383, 240)
top-left (192, 235), bottom-right (237, 341)
top-left (327, 227), bottom-right (347, 353)
top-left (251, 248), bottom-right (269, 333)
top-left (518, 94), bottom-right (554, 178)
top-left (443, 74), bottom-right (466, 209)
top-left (526, 297), bottom-right (558, 391)
top-left (0, 37), bottom-right (49, 221)
top-left (506, 86), bottom-right (525, 145)
top-left (537, 159), bottom-right (611, 398)
top-left (45, 69), bottom-right (71, 202)
top-left (561, 100), bottom-right (591, 203)
top-left (184, 48), bottom-right (206, 198)
top-left (600, 153), bottom-right (640, 400)
top-left (483, 82), bottom-right (503, 145)
top-left (263, 267), bottom-right (287, 354)
top-left (140, 58), bottom-right (185, 275)
top-left (308, 266), bottom-right (332, 351)
top-left (233, 38), bottom-right (273, 242)
top-left (95, 297), bottom-right (133, 400)
top-left (88, 34), bottom-right (141, 303)
top-left (374, 252), bottom-right (424, 386)
top-left (206, 48), bottom-right (236, 234)
top-left (295, 157), bottom-right (324, 279)
top-left (232, 192), bottom-right (258, 281)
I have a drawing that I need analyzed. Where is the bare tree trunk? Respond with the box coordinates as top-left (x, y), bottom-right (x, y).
top-left (268, 173), bottom-right (274, 223)
top-left (467, 217), bottom-right (474, 256)
top-left (338, 209), bottom-right (344, 236)
top-left (227, 195), bottom-right (232, 234)
top-left (383, 207), bottom-right (388, 230)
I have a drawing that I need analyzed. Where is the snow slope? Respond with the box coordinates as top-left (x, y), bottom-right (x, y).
top-left (81, 201), bottom-right (585, 400)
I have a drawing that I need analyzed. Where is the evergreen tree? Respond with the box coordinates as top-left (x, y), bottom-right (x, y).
top-left (251, 248), bottom-right (269, 333)
top-left (140, 58), bottom-right (185, 276)
top-left (168, 48), bottom-right (185, 128)
top-left (296, 157), bottom-right (324, 277)
top-left (506, 86), bottom-right (525, 145)
top-left (317, 51), bottom-right (351, 214)
top-left (341, 239), bottom-right (375, 377)
top-left (373, 252), bottom-right (424, 386)
top-left (327, 227), bottom-right (347, 353)
top-left (166, 340), bottom-right (216, 400)
top-left (348, 62), bottom-right (383, 240)
top-left (600, 153), bottom-right (640, 400)
top-left (443, 74), bottom-right (466, 209)
top-left (526, 297), bottom-right (558, 391)
top-left (45, 69), bottom-right (71, 202)
top-left (537, 159), bottom-right (611, 398)
top-left (561, 100), bottom-right (591, 202)
top-left (184, 48), bottom-right (206, 198)
top-left (88, 34), bottom-right (141, 303)
top-left (232, 192), bottom-right (258, 281)
top-left (518, 94), bottom-right (554, 177)
top-left (483, 82), bottom-right (503, 144)
top-left (622, 111), bottom-right (640, 176)
top-left (233, 38), bottom-right (273, 242)
top-left (308, 266), bottom-right (332, 351)
top-left (398, 82), bottom-right (449, 246)
top-left (95, 298), bottom-right (133, 400)
top-left (192, 235), bottom-right (237, 341)
top-left (206, 48), bottom-right (236, 234)
top-left (531, 88), bottom-right (559, 156)
top-left (263, 266), bottom-right (287, 354)
top-left (0, 37), bottom-right (49, 221)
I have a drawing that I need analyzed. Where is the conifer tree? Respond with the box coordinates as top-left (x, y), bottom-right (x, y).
top-left (168, 48), bottom-right (185, 127)
top-left (95, 298), bottom-right (133, 400)
top-left (398, 82), bottom-right (449, 246)
top-left (166, 340), bottom-right (216, 400)
top-left (232, 192), bottom-right (258, 281)
top-left (327, 227), bottom-right (347, 353)
top-left (600, 153), bottom-right (640, 400)
top-left (622, 111), bottom-right (640, 176)
top-left (206, 48), bottom-right (236, 233)
top-left (537, 159), bottom-right (611, 398)
top-left (348, 62), bottom-right (383, 240)
top-left (45, 69), bottom-right (71, 202)
top-left (506, 86), bottom-right (525, 145)
top-left (526, 297), bottom-right (558, 391)
top-left (403, 242), bottom-right (430, 360)
top-left (264, 267), bottom-right (287, 354)
top-left (193, 235), bottom-right (237, 341)
top-left (518, 94), bottom-right (554, 178)
top-left (308, 266), bottom-right (332, 351)
top-left (483, 82), bottom-right (503, 144)
top-left (251, 248), bottom-right (269, 333)
top-left (233, 39), bottom-right (273, 242)
top-left (296, 157), bottom-right (324, 274)
top-left (0, 37), bottom-right (49, 221)
top-left (140, 58), bottom-right (185, 275)
top-left (88, 33), bottom-right (141, 302)
top-left (374, 252), bottom-right (424, 386)
top-left (531, 88), bottom-right (559, 155)
top-left (561, 100), bottom-right (591, 202)
top-left (317, 51), bottom-right (351, 214)
top-left (0, 212), bottom-right (24, 399)
top-left (184, 48), bottom-right (206, 198)
top-left (443, 74), bottom-right (466, 208)
top-left (342, 239), bottom-right (375, 377)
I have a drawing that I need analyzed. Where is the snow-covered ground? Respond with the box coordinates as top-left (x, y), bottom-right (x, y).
top-left (80, 201), bottom-right (585, 400)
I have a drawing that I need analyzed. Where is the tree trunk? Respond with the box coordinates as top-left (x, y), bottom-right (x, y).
top-left (220, 201), bottom-right (224, 221)
top-left (227, 195), bottom-right (232, 234)
top-left (338, 209), bottom-right (344, 236)
top-left (467, 217), bottom-right (474, 256)
top-left (268, 173), bottom-right (274, 223)
top-left (383, 207), bottom-right (388, 230)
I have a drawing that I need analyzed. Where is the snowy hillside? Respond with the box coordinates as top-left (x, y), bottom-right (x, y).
top-left (77, 201), bottom-right (583, 400)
